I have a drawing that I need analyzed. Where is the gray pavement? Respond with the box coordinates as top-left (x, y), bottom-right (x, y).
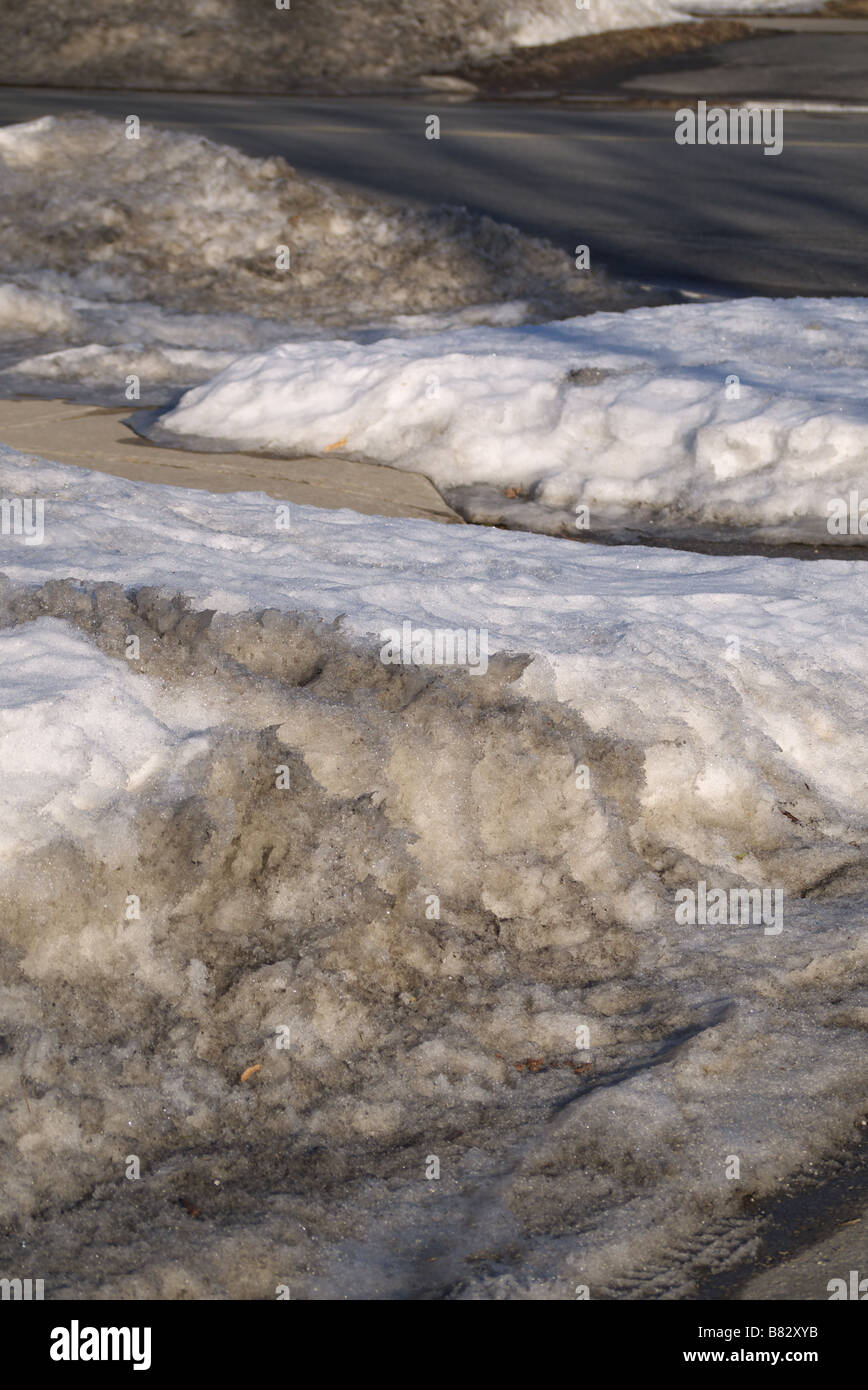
top-left (738, 1211), bottom-right (866, 1300)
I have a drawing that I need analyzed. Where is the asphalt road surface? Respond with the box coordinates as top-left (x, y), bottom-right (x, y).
top-left (625, 30), bottom-right (868, 102)
top-left (2, 85), bottom-right (868, 297)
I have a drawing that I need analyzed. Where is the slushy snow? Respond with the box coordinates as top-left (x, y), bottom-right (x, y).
top-left (1, 441), bottom-right (866, 1299)
top-left (152, 296), bottom-right (868, 543)
top-left (0, 442), bottom-right (865, 1298)
top-left (2, 440), bottom-right (866, 856)
top-left (494, 0), bottom-right (816, 51)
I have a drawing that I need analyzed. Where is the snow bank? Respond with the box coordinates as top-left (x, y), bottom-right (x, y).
top-left (0, 2), bottom-right (816, 91)
top-left (2, 439), bottom-right (865, 882)
top-left (0, 115), bottom-right (640, 401)
top-left (503, 0), bottom-right (816, 51)
top-left (153, 296), bottom-right (868, 544)
top-left (0, 619), bottom-right (211, 860)
top-left (0, 442), bottom-right (865, 1296)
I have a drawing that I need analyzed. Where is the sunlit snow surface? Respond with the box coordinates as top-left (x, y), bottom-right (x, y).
top-left (152, 297), bottom-right (868, 543)
top-left (0, 444), bottom-right (865, 1299)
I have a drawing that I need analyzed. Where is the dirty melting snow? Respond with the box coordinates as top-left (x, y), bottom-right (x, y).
top-left (0, 443), bottom-right (865, 1298)
top-left (0, 1), bottom-right (817, 92)
top-left (0, 115), bottom-right (638, 403)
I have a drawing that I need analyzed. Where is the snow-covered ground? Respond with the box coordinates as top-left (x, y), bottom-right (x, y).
top-left (0, 14), bottom-right (865, 1298)
top-left (0, 115), bottom-right (644, 403)
top-left (150, 296), bottom-right (868, 543)
top-left (3, 440), bottom-right (866, 866)
top-left (0, 442), bottom-right (865, 1297)
top-left (0, 2), bottom-right (818, 92)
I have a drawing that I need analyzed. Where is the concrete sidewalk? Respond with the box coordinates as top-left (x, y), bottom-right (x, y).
top-left (0, 397), bottom-right (462, 524)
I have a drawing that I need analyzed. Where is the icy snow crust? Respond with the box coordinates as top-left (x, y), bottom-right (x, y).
top-left (0, 1), bottom-right (816, 91)
top-left (0, 444), bottom-right (866, 1298)
top-left (155, 297), bottom-right (868, 544)
top-left (0, 116), bottom-right (642, 404)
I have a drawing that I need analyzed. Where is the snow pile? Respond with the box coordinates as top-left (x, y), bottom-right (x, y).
top-left (502, 0), bottom-right (815, 51)
top-left (2, 443), bottom-right (866, 857)
top-left (0, 444), bottom-right (865, 1296)
top-left (0, 115), bottom-right (640, 401)
top-left (153, 297), bottom-right (868, 543)
top-left (0, 1), bottom-right (816, 91)
top-left (0, 619), bottom-right (210, 859)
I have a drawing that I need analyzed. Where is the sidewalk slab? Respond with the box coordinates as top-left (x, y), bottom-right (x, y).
top-left (0, 398), bottom-right (463, 524)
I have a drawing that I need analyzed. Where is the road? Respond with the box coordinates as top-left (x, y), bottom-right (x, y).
top-left (1, 86), bottom-right (868, 297)
top-left (625, 30), bottom-right (868, 102)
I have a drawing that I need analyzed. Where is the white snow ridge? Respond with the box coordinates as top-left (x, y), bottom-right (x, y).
top-left (153, 297), bottom-right (868, 543)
